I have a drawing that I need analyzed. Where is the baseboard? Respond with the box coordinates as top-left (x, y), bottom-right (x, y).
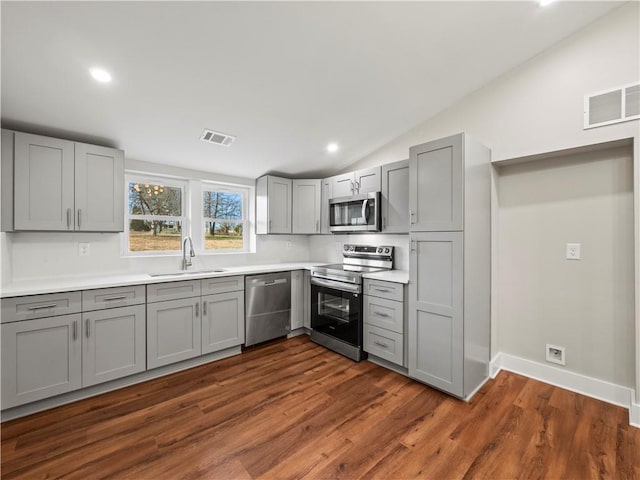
top-left (631, 400), bottom-right (640, 428)
top-left (491, 352), bottom-right (637, 427)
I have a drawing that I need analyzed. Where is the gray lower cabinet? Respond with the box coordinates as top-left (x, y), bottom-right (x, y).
top-left (147, 297), bottom-right (202, 369)
top-left (290, 270), bottom-right (304, 330)
top-left (202, 291), bottom-right (244, 354)
top-left (303, 270), bottom-right (311, 329)
top-left (363, 279), bottom-right (406, 367)
top-left (408, 232), bottom-right (464, 396)
top-left (82, 305), bottom-right (146, 387)
top-left (1, 313), bottom-right (82, 409)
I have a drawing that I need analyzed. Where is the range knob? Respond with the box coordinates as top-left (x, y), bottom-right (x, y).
top-left (377, 247), bottom-right (383, 253)
top-left (384, 247), bottom-right (390, 254)
top-left (349, 246), bottom-right (355, 252)
top-left (343, 245), bottom-right (349, 251)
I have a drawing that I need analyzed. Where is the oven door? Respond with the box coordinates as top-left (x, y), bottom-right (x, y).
top-left (311, 277), bottom-right (362, 347)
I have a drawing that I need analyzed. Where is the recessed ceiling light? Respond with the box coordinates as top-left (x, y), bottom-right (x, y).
top-left (539, 0), bottom-right (555, 6)
top-left (327, 142), bottom-right (339, 153)
top-left (89, 67), bottom-right (112, 83)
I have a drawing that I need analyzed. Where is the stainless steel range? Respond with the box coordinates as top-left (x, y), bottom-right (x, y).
top-left (310, 244), bottom-right (394, 361)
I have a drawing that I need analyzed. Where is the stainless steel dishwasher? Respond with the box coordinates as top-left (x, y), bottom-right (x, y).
top-left (245, 271), bottom-right (291, 346)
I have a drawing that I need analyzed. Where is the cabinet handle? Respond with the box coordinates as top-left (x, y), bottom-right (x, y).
top-left (354, 181), bottom-right (360, 194)
top-left (374, 288), bottom-right (392, 293)
top-left (195, 302), bottom-right (199, 317)
top-left (67, 208), bottom-right (72, 229)
top-left (409, 210), bottom-right (415, 224)
top-left (269, 220), bottom-right (272, 231)
top-left (350, 181), bottom-right (355, 194)
top-left (27, 303), bottom-right (57, 311)
top-left (411, 241), bottom-right (417, 253)
top-left (316, 220), bottom-right (319, 232)
top-left (374, 311), bottom-right (391, 318)
top-left (85, 318), bottom-right (90, 338)
top-left (374, 340), bottom-right (389, 348)
top-left (77, 209), bottom-right (82, 228)
top-left (73, 320), bottom-right (78, 340)
top-left (103, 295), bottom-right (127, 302)
top-left (203, 301), bottom-right (207, 316)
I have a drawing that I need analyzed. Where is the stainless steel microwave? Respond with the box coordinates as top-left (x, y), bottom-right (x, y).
top-left (329, 192), bottom-right (381, 233)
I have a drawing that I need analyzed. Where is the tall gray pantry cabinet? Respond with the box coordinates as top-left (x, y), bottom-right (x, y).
top-left (408, 133), bottom-right (490, 399)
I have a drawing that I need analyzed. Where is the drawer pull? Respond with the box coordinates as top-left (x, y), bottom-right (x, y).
top-left (374, 340), bottom-right (389, 348)
top-left (374, 311), bottom-right (391, 318)
top-left (103, 295), bottom-right (128, 302)
top-left (27, 304), bottom-right (58, 311)
top-left (374, 288), bottom-right (392, 293)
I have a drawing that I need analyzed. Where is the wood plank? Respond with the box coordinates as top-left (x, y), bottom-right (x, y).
top-left (1, 336), bottom-right (638, 479)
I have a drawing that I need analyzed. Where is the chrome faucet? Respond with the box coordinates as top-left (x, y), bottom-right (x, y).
top-left (182, 236), bottom-right (195, 270)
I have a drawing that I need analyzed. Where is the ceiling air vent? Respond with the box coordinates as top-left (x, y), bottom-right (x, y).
top-left (584, 83), bottom-right (640, 129)
top-left (200, 129), bottom-right (236, 147)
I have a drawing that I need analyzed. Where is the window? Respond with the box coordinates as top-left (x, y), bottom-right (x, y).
top-left (125, 175), bottom-right (187, 254)
top-left (202, 184), bottom-right (248, 252)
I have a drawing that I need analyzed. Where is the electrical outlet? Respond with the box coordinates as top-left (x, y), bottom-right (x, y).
top-left (78, 243), bottom-right (90, 257)
top-left (566, 243), bottom-right (581, 260)
top-left (546, 344), bottom-right (566, 365)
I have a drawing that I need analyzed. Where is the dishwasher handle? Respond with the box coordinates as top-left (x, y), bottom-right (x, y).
top-left (252, 278), bottom-right (288, 287)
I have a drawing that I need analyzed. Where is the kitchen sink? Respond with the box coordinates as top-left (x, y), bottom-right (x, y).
top-left (148, 269), bottom-right (227, 277)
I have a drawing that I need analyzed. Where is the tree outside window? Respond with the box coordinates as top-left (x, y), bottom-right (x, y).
top-left (126, 178), bottom-right (186, 253)
top-left (203, 188), bottom-right (246, 251)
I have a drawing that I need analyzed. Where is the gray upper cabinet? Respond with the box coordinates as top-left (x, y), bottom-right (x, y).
top-left (292, 179), bottom-right (321, 234)
top-left (2, 130), bottom-right (124, 232)
top-left (409, 134), bottom-right (463, 232)
top-left (331, 167), bottom-right (382, 198)
top-left (320, 178), bottom-right (333, 234)
top-left (256, 175), bottom-right (292, 234)
top-left (74, 143), bottom-right (124, 232)
top-left (381, 159), bottom-right (409, 233)
top-left (408, 133), bottom-right (491, 400)
top-left (13, 132), bottom-right (75, 231)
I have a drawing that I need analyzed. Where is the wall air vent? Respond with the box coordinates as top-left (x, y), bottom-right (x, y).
top-left (200, 129), bottom-right (236, 147)
top-left (584, 83), bottom-right (640, 129)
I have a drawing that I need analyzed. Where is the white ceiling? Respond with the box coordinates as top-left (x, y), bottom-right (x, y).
top-left (1, 1), bottom-right (623, 180)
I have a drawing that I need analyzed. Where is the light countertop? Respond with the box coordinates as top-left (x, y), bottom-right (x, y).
top-left (1, 263), bottom-right (408, 298)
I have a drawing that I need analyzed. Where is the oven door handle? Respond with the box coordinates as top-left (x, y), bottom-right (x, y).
top-left (311, 276), bottom-right (361, 294)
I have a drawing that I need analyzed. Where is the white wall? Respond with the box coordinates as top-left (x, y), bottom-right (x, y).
top-left (497, 145), bottom-right (634, 387)
top-left (1, 159), bottom-right (314, 285)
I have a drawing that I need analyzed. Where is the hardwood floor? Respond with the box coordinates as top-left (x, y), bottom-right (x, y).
top-left (1, 335), bottom-right (638, 479)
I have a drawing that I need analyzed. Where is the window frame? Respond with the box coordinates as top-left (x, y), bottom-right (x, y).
top-left (124, 173), bottom-right (189, 256)
top-left (201, 182), bottom-right (250, 254)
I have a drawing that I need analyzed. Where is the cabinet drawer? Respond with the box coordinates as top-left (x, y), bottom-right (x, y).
top-left (2, 291), bottom-right (82, 323)
top-left (363, 279), bottom-right (404, 302)
top-left (82, 285), bottom-right (146, 311)
top-left (363, 324), bottom-right (404, 367)
top-left (147, 280), bottom-right (201, 303)
top-left (201, 275), bottom-right (244, 295)
top-left (364, 296), bottom-right (403, 333)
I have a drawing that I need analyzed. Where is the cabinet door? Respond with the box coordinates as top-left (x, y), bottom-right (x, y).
top-left (1, 314), bottom-right (82, 409)
top-left (355, 167), bottom-right (381, 194)
top-left (332, 173), bottom-right (355, 198)
top-left (82, 305), bottom-right (146, 387)
top-left (202, 291), bottom-right (244, 354)
top-left (320, 178), bottom-right (333, 234)
top-left (147, 298), bottom-right (201, 369)
top-left (290, 270), bottom-right (304, 330)
top-left (408, 232), bottom-right (464, 397)
top-left (303, 270), bottom-right (311, 329)
top-left (292, 179), bottom-right (321, 234)
top-left (74, 143), bottom-right (124, 232)
top-left (267, 176), bottom-right (292, 233)
top-left (409, 134), bottom-right (464, 232)
top-left (381, 160), bottom-right (409, 233)
top-left (13, 132), bottom-right (75, 231)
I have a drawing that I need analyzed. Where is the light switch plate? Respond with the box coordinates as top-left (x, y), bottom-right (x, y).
top-left (566, 243), bottom-right (580, 260)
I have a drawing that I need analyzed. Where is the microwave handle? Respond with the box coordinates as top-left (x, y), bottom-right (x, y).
top-left (362, 199), bottom-right (369, 223)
